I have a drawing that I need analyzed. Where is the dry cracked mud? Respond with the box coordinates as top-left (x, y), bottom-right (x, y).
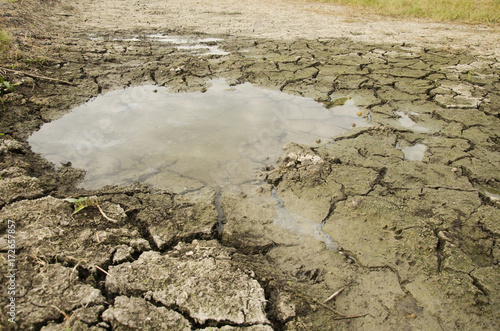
top-left (1, 0), bottom-right (499, 330)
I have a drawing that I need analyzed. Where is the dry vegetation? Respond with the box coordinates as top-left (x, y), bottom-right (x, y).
top-left (316, 0), bottom-right (500, 24)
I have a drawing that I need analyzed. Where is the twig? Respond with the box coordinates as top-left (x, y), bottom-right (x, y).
top-left (324, 287), bottom-right (344, 304)
top-left (96, 204), bottom-right (118, 223)
top-left (0, 66), bottom-right (76, 86)
top-left (95, 265), bottom-right (112, 278)
top-left (333, 313), bottom-right (368, 321)
top-left (314, 299), bottom-right (346, 317)
top-left (51, 305), bottom-right (70, 321)
top-left (70, 258), bottom-right (87, 283)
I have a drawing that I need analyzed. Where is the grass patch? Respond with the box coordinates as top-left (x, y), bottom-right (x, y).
top-left (0, 29), bottom-right (11, 53)
top-left (316, 0), bottom-right (500, 24)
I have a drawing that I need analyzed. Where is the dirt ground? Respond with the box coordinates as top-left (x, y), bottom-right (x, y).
top-left (1, 0), bottom-right (499, 330)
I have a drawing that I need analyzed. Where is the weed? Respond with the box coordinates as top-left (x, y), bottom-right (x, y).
top-left (0, 76), bottom-right (21, 96)
top-left (23, 57), bottom-right (50, 67)
top-left (64, 196), bottom-right (98, 215)
top-left (64, 196), bottom-right (118, 223)
top-left (0, 76), bottom-right (14, 95)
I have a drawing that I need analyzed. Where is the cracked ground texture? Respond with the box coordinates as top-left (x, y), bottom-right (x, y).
top-left (0, 0), bottom-right (499, 330)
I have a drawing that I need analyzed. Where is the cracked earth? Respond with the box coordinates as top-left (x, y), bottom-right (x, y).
top-left (1, 0), bottom-right (499, 330)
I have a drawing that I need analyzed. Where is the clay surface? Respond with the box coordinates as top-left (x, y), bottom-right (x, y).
top-left (0, 0), bottom-right (499, 330)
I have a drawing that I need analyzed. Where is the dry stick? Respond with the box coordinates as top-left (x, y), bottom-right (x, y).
top-left (316, 300), bottom-right (368, 320)
top-left (314, 299), bottom-right (347, 317)
top-left (0, 66), bottom-right (76, 86)
top-left (95, 265), bottom-right (112, 278)
top-left (96, 204), bottom-right (118, 223)
top-left (323, 287), bottom-right (344, 304)
top-left (333, 313), bottom-right (369, 321)
top-left (50, 305), bottom-right (70, 321)
top-left (69, 256), bottom-right (88, 283)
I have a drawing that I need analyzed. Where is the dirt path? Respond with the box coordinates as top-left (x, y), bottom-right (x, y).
top-left (1, 0), bottom-right (499, 330)
top-left (62, 0), bottom-right (500, 55)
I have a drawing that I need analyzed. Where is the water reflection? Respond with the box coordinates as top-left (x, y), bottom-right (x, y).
top-left (29, 79), bottom-right (366, 191)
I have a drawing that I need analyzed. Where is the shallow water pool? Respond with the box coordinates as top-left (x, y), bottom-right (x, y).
top-left (29, 79), bottom-right (366, 192)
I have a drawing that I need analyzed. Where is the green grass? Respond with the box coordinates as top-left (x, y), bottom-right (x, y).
top-left (317, 0), bottom-right (500, 24)
top-left (0, 29), bottom-right (11, 52)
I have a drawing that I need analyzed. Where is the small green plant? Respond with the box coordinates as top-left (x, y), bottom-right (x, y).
top-left (23, 57), bottom-right (50, 67)
top-left (64, 196), bottom-right (97, 214)
top-left (0, 76), bottom-right (16, 95)
top-left (64, 196), bottom-right (118, 223)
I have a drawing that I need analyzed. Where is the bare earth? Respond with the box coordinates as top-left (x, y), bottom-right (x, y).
top-left (1, 0), bottom-right (499, 330)
top-left (65, 0), bottom-right (500, 54)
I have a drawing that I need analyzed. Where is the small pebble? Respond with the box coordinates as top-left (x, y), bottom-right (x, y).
top-left (351, 123), bottom-right (356, 127)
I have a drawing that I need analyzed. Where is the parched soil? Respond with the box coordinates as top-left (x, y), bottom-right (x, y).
top-left (1, 0), bottom-right (499, 330)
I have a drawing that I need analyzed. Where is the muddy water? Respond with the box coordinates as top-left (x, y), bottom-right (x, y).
top-left (29, 79), bottom-right (366, 192)
top-left (396, 142), bottom-right (428, 161)
top-left (272, 188), bottom-right (339, 250)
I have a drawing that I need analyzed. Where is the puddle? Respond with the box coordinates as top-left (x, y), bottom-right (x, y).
top-left (397, 143), bottom-right (427, 161)
top-left (485, 190), bottom-right (500, 201)
top-left (29, 79), bottom-right (367, 192)
top-left (147, 34), bottom-right (229, 55)
top-left (272, 189), bottom-right (339, 250)
top-left (395, 111), bottom-right (429, 132)
top-left (93, 34), bottom-right (230, 56)
top-left (481, 188), bottom-right (500, 203)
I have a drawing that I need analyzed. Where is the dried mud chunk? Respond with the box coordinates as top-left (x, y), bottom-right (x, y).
top-left (15, 264), bottom-right (105, 329)
top-left (112, 244), bottom-right (134, 264)
top-left (273, 292), bottom-right (296, 322)
top-left (105, 247), bottom-right (269, 325)
top-left (327, 164), bottom-right (379, 196)
top-left (99, 201), bottom-right (128, 223)
top-left (432, 82), bottom-right (482, 109)
top-left (470, 206), bottom-right (500, 236)
top-left (137, 194), bottom-right (217, 250)
top-left (470, 267), bottom-right (500, 304)
top-left (0, 139), bottom-right (25, 154)
top-left (0, 174), bottom-right (44, 205)
top-left (440, 241), bottom-right (476, 274)
top-left (382, 162), bottom-right (474, 190)
top-left (317, 132), bottom-right (403, 168)
top-left (40, 305), bottom-right (106, 330)
top-left (405, 273), bottom-right (491, 329)
top-left (146, 204), bottom-right (217, 250)
top-left (102, 296), bottom-right (191, 330)
top-left (0, 196), bottom-right (73, 242)
top-left (0, 197), bottom-right (150, 268)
